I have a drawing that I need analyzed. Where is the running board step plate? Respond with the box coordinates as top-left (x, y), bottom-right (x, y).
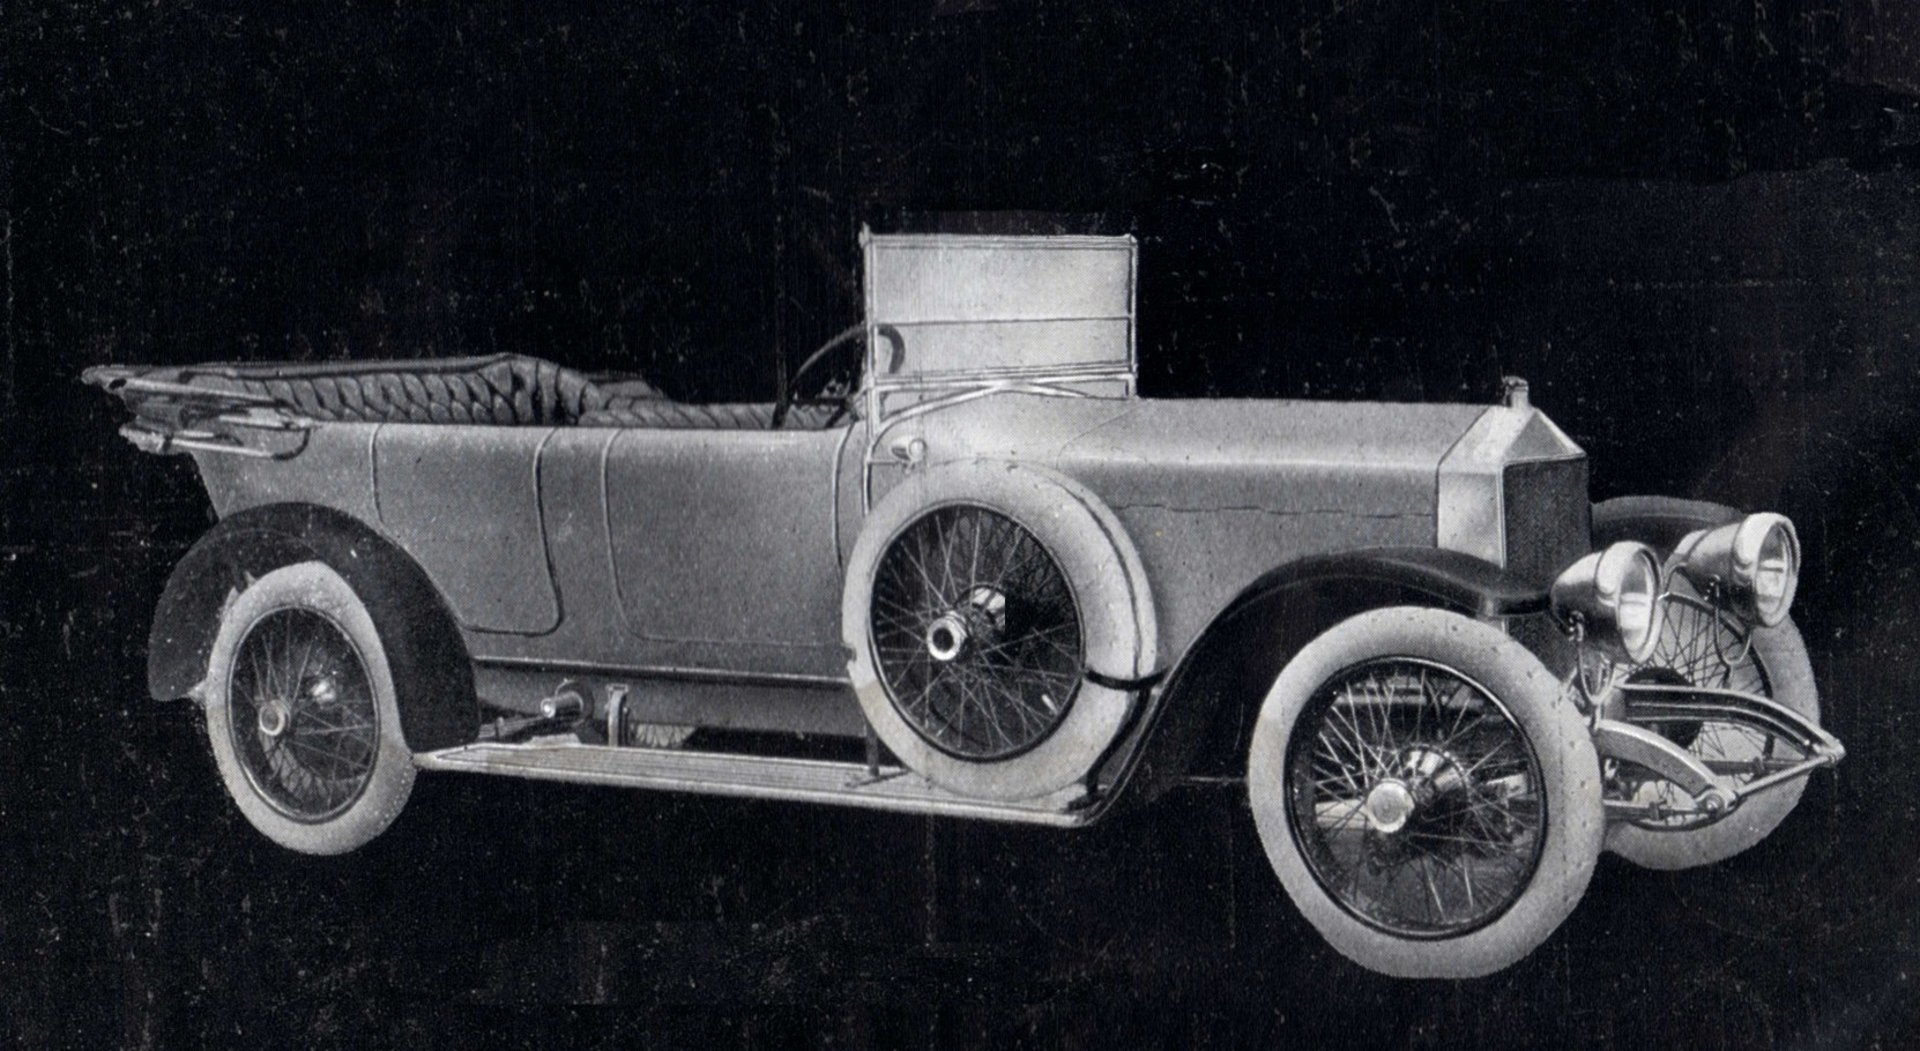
top-left (416, 741), bottom-right (1094, 827)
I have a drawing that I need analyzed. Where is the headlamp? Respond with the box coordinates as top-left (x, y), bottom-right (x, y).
top-left (1550, 541), bottom-right (1666, 663)
top-left (1672, 513), bottom-right (1800, 627)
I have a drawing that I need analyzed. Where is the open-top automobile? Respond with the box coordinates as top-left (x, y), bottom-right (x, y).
top-left (86, 231), bottom-right (1841, 978)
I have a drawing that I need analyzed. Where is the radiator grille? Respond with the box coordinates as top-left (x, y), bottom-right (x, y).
top-left (1503, 458), bottom-right (1591, 586)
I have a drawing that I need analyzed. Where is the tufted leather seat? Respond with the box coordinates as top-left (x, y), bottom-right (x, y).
top-left (155, 354), bottom-right (840, 430)
top-left (575, 401), bottom-right (838, 430)
top-left (181, 354), bottom-right (665, 426)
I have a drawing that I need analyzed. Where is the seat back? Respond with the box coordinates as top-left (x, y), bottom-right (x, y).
top-left (181, 354), bottom-right (664, 425)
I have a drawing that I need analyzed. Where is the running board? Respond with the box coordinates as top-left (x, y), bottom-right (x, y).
top-left (415, 741), bottom-right (1096, 827)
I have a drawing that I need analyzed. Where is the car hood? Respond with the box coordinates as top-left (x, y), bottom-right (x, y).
top-left (885, 390), bottom-right (1585, 661)
top-left (1057, 398), bottom-right (1496, 515)
top-left (899, 394), bottom-right (1499, 517)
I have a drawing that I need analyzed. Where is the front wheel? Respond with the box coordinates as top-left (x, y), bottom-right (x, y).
top-left (203, 561), bottom-right (415, 855)
top-left (1602, 579), bottom-right (1819, 869)
top-left (1248, 607), bottom-right (1605, 979)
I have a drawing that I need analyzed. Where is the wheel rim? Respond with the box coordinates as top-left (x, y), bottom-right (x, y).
top-left (1284, 658), bottom-right (1548, 939)
top-left (869, 504), bottom-right (1083, 761)
top-left (226, 607), bottom-right (380, 822)
top-left (1620, 591), bottom-right (1804, 831)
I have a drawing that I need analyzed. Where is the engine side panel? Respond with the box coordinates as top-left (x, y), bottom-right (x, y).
top-left (1104, 504), bottom-right (1434, 663)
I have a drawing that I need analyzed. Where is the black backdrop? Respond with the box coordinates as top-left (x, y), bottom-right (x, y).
top-left (5, 2), bottom-right (1920, 1046)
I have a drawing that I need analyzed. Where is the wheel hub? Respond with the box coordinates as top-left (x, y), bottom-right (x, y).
top-left (1362, 780), bottom-right (1417, 834)
top-left (924, 586), bottom-right (1008, 662)
top-left (256, 698), bottom-right (290, 738)
top-left (926, 614), bottom-right (969, 662)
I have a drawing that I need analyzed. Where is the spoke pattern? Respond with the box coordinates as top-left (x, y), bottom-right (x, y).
top-left (1286, 659), bottom-right (1547, 938)
top-left (227, 608), bottom-right (379, 822)
top-left (870, 505), bottom-right (1082, 760)
top-left (1620, 591), bottom-right (1805, 830)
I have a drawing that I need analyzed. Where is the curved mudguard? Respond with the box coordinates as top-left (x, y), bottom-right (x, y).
top-left (149, 503), bottom-right (477, 752)
top-left (1591, 495), bottom-right (1740, 551)
top-left (1209, 547), bottom-right (1550, 624)
top-left (1110, 546), bottom-right (1552, 800)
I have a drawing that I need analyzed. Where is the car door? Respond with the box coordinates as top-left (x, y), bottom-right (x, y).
top-left (601, 422), bottom-right (862, 678)
top-left (373, 423), bottom-right (563, 635)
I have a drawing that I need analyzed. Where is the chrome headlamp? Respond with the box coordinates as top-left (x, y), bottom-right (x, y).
top-left (1671, 512), bottom-right (1800, 627)
top-left (1550, 541), bottom-right (1666, 663)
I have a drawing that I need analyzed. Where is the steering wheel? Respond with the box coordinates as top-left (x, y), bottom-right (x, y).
top-left (772, 323), bottom-right (866, 429)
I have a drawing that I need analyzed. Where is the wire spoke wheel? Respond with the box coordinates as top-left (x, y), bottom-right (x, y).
top-left (1617, 591), bottom-right (1808, 832)
top-left (226, 607), bottom-right (380, 823)
top-left (869, 504), bottom-right (1083, 761)
top-left (1285, 658), bottom-right (1548, 938)
top-left (1254, 608), bottom-right (1600, 977)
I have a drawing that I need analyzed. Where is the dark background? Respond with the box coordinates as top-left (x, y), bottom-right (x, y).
top-left (5, 1), bottom-right (1920, 1046)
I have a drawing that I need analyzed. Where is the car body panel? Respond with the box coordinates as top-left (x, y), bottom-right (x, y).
top-left (182, 384), bottom-right (1578, 690)
top-left (196, 422), bottom-right (380, 523)
top-left (602, 424), bottom-right (856, 672)
top-left (374, 423), bottom-right (562, 635)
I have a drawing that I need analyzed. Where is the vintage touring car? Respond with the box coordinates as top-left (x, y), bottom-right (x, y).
top-left (86, 232), bottom-right (1842, 978)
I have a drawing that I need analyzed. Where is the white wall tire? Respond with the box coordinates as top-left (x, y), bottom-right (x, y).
top-left (1603, 581), bottom-right (1819, 870)
top-left (843, 461), bottom-right (1156, 802)
top-left (203, 561), bottom-right (415, 855)
top-left (1248, 606), bottom-right (1604, 979)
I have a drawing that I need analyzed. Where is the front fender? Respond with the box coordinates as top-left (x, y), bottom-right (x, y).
top-left (1591, 495), bottom-right (1741, 551)
top-left (1113, 547), bottom-right (1550, 802)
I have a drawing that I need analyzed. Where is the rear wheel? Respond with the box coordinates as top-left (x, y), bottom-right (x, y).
top-left (1248, 607), bottom-right (1604, 978)
top-left (203, 561), bottom-right (415, 855)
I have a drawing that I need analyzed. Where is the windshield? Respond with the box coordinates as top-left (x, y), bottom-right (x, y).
top-left (863, 233), bottom-right (1137, 387)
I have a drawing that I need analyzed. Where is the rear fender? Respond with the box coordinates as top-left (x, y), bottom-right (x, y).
top-left (150, 503), bottom-right (476, 751)
top-left (1118, 547), bottom-right (1550, 799)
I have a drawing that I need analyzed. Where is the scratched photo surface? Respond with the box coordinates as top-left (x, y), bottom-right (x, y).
top-left (5, 3), bottom-right (1919, 1047)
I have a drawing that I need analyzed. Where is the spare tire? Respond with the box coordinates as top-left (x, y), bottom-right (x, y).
top-left (843, 461), bottom-right (1157, 801)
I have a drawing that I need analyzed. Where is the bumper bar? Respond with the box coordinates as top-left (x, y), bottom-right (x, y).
top-left (1596, 681), bottom-right (1844, 821)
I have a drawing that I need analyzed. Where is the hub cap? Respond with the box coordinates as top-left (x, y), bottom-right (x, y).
top-left (1362, 781), bottom-right (1416, 834)
top-left (256, 699), bottom-right (290, 738)
top-left (926, 613), bottom-right (969, 662)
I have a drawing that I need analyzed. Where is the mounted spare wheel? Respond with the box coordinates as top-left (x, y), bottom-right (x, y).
top-left (843, 461), bottom-right (1157, 802)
